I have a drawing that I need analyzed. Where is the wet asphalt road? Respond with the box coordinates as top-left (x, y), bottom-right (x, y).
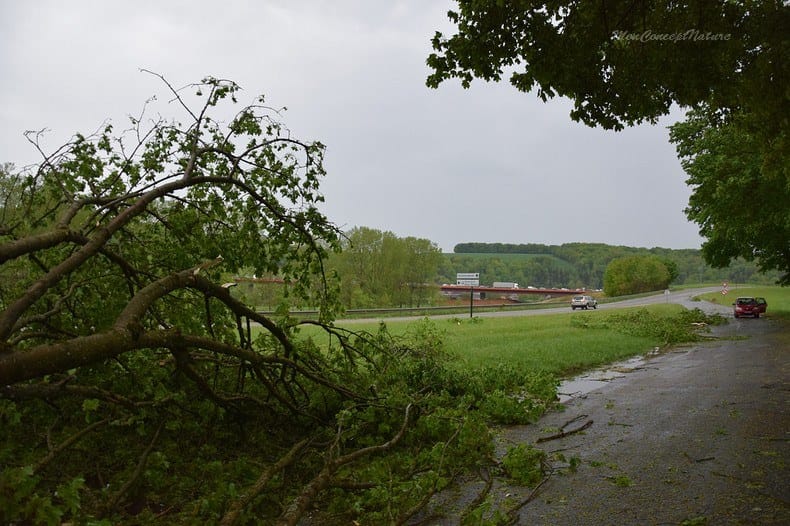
top-left (482, 303), bottom-right (790, 525)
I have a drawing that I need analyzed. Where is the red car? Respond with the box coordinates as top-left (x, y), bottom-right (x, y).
top-left (733, 297), bottom-right (767, 318)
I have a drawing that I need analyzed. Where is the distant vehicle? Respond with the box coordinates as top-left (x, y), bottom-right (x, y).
top-left (733, 297), bottom-right (767, 318)
top-left (571, 295), bottom-right (597, 310)
top-left (493, 282), bottom-right (519, 289)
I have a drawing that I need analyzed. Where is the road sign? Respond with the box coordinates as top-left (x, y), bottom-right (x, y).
top-left (456, 272), bottom-right (479, 286)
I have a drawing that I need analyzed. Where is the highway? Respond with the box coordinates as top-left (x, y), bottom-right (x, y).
top-left (338, 286), bottom-right (730, 324)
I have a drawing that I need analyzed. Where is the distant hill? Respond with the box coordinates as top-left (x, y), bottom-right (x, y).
top-left (440, 242), bottom-right (779, 289)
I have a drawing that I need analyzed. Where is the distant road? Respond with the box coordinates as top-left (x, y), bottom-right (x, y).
top-left (338, 286), bottom-right (731, 324)
top-left (593, 286), bottom-right (730, 313)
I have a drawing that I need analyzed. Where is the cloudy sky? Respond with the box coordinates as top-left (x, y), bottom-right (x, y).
top-left (0, 0), bottom-right (703, 252)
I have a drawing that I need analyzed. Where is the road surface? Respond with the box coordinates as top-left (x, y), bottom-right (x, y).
top-left (339, 286), bottom-right (727, 324)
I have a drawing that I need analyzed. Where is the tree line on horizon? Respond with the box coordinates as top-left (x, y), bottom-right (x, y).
top-left (446, 241), bottom-right (778, 291)
top-left (235, 234), bottom-right (779, 311)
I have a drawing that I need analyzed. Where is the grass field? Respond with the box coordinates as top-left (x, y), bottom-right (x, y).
top-left (431, 308), bottom-right (669, 375)
top-left (274, 286), bottom-right (787, 384)
top-left (296, 303), bottom-right (715, 379)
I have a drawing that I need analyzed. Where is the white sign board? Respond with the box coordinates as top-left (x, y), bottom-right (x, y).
top-left (456, 272), bottom-right (480, 286)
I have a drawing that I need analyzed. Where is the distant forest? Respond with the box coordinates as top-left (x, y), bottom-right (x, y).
top-left (441, 242), bottom-right (780, 289)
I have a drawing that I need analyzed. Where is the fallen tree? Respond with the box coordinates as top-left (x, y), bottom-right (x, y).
top-left (0, 74), bottom-right (561, 525)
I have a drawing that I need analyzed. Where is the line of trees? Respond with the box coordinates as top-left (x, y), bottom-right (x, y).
top-left (233, 238), bottom-right (780, 311)
top-left (327, 227), bottom-right (442, 309)
top-left (450, 243), bottom-right (780, 289)
top-left (231, 228), bottom-right (443, 311)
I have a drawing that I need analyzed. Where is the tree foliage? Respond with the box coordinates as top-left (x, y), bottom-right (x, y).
top-left (0, 75), bottom-right (558, 525)
top-left (670, 105), bottom-right (790, 284)
top-left (603, 255), bottom-right (672, 296)
top-left (427, 1), bottom-right (789, 282)
top-left (328, 227), bottom-right (443, 308)
top-left (0, 73), bottom-right (340, 379)
top-left (445, 243), bottom-right (777, 290)
top-left (427, 0), bottom-right (787, 131)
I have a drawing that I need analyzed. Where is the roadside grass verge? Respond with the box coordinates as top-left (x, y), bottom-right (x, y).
top-left (278, 304), bottom-right (724, 433)
top-left (294, 304), bottom-right (723, 380)
top-left (439, 310), bottom-right (660, 376)
top-left (694, 285), bottom-right (790, 319)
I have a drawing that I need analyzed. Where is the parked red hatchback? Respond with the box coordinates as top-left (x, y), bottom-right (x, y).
top-left (733, 297), bottom-right (767, 318)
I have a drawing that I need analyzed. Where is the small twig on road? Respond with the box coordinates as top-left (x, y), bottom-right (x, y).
top-left (537, 420), bottom-right (593, 443)
top-left (560, 414), bottom-right (588, 429)
top-left (504, 475), bottom-right (551, 525)
top-left (607, 420), bottom-right (633, 427)
top-left (459, 469), bottom-right (494, 524)
top-left (683, 452), bottom-right (716, 463)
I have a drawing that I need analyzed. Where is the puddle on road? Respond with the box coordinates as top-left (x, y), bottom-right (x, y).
top-left (557, 351), bottom-right (659, 403)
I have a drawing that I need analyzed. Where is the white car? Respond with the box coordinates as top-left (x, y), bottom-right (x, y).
top-left (571, 295), bottom-right (597, 310)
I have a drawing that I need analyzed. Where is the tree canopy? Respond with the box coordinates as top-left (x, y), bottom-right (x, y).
top-left (0, 74), bottom-right (341, 383)
top-left (427, 1), bottom-right (789, 283)
top-left (603, 255), bottom-right (672, 297)
top-left (328, 227), bottom-right (443, 308)
top-left (427, 0), bottom-right (787, 131)
top-left (670, 105), bottom-right (790, 284)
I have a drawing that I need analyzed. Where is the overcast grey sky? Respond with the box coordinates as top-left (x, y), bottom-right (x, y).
top-left (0, 0), bottom-right (703, 252)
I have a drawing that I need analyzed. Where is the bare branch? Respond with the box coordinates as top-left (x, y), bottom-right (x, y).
top-left (2, 380), bottom-right (139, 412)
top-left (536, 419), bottom-right (593, 443)
top-left (220, 437), bottom-right (311, 526)
top-left (105, 421), bottom-right (164, 514)
top-left (277, 404), bottom-right (413, 526)
top-left (34, 417), bottom-right (110, 474)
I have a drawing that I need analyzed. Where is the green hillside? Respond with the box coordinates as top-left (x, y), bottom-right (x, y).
top-left (440, 243), bottom-right (780, 289)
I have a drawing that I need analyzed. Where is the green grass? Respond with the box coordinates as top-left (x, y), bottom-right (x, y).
top-left (296, 304), bottom-right (693, 378)
top-left (695, 285), bottom-right (790, 319)
top-left (431, 305), bottom-right (686, 377)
